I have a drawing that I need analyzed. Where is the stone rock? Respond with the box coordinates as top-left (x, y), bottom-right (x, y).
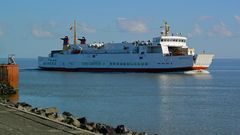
top-left (115, 125), bottom-right (128, 134)
top-left (17, 104), bottom-right (25, 110)
top-left (88, 122), bottom-right (96, 129)
top-left (86, 125), bottom-right (94, 131)
top-left (62, 116), bottom-right (81, 127)
top-left (44, 107), bottom-right (59, 114)
top-left (30, 107), bottom-right (39, 113)
top-left (99, 126), bottom-right (108, 134)
top-left (86, 122), bottom-right (97, 132)
top-left (80, 124), bottom-right (89, 131)
top-left (95, 123), bottom-right (106, 134)
top-left (47, 113), bottom-right (58, 120)
top-left (20, 102), bottom-right (32, 107)
top-left (94, 123), bottom-right (116, 135)
top-left (62, 111), bottom-right (73, 117)
top-left (0, 83), bottom-right (16, 95)
top-left (61, 117), bottom-right (71, 124)
top-left (56, 114), bottom-right (65, 122)
top-left (0, 99), bottom-right (146, 134)
top-left (35, 109), bottom-right (46, 117)
top-left (80, 122), bottom-right (96, 132)
top-left (105, 125), bottom-right (116, 135)
top-left (78, 117), bottom-right (87, 125)
top-left (15, 102), bottom-right (31, 108)
top-left (80, 124), bottom-right (87, 130)
top-left (15, 102), bottom-right (32, 111)
top-left (24, 106), bottom-right (33, 112)
top-left (71, 117), bottom-right (81, 127)
top-left (96, 123), bottom-right (103, 130)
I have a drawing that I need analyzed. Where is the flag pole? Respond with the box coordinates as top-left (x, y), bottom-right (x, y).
top-left (74, 20), bottom-right (77, 45)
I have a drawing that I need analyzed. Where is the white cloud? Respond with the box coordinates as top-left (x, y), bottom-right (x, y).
top-left (188, 24), bottom-right (203, 37)
top-left (208, 22), bottom-right (233, 37)
top-left (234, 15), bottom-right (240, 24)
top-left (31, 22), bottom-right (57, 38)
top-left (117, 18), bottom-right (148, 33)
top-left (77, 22), bottom-right (96, 33)
top-left (198, 16), bottom-right (213, 21)
top-left (32, 26), bottom-right (54, 38)
top-left (49, 21), bottom-right (57, 28)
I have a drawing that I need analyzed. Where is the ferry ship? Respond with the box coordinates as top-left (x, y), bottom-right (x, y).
top-left (38, 21), bottom-right (214, 72)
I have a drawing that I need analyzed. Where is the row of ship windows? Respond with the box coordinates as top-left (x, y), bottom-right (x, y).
top-left (43, 62), bottom-right (56, 65)
top-left (43, 62), bottom-right (149, 66)
top-left (81, 62), bottom-right (103, 66)
top-left (158, 62), bottom-right (173, 65)
top-left (161, 39), bottom-right (186, 42)
top-left (81, 62), bottom-right (148, 66)
top-left (47, 59), bottom-right (57, 62)
top-left (109, 62), bottom-right (148, 66)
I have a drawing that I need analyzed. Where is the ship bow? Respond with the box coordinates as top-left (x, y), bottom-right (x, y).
top-left (193, 54), bottom-right (214, 70)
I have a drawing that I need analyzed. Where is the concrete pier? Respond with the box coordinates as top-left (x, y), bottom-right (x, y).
top-left (0, 103), bottom-right (96, 135)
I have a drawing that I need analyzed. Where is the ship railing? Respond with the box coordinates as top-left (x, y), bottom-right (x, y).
top-left (81, 49), bottom-right (137, 54)
top-left (50, 50), bottom-right (62, 57)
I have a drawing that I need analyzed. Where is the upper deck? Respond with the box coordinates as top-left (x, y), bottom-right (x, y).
top-left (153, 36), bottom-right (187, 47)
top-left (50, 21), bottom-right (193, 57)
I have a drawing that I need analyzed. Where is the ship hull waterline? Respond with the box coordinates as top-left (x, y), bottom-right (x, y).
top-left (38, 66), bottom-right (208, 73)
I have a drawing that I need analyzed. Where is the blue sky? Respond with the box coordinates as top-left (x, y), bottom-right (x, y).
top-left (0, 0), bottom-right (239, 58)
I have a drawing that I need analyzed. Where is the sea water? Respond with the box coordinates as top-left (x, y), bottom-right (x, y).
top-left (12, 58), bottom-right (240, 134)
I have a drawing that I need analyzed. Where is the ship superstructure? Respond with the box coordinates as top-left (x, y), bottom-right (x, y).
top-left (38, 21), bottom-right (214, 72)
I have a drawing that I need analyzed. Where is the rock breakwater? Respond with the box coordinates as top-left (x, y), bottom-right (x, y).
top-left (0, 99), bottom-right (148, 135)
top-left (0, 83), bottom-right (16, 95)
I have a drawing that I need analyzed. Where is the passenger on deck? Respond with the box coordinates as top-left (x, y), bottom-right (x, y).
top-left (78, 37), bottom-right (86, 44)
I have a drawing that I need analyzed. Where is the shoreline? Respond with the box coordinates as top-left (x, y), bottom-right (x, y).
top-left (0, 100), bottom-right (94, 135)
top-left (0, 98), bottom-right (148, 135)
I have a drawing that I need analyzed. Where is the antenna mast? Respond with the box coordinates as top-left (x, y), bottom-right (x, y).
top-left (164, 21), bottom-right (170, 36)
top-left (74, 20), bottom-right (77, 45)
